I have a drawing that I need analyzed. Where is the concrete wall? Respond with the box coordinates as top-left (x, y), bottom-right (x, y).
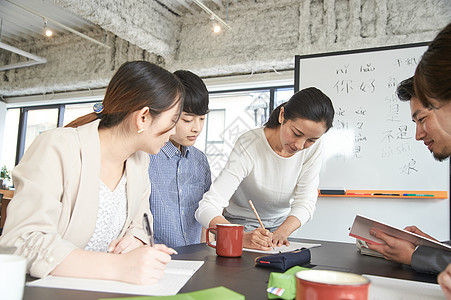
top-left (173, 0), bottom-right (451, 76)
top-left (1, 0), bottom-right (450, 96)
top-left (0, 27), bottom-right (159, 96)
top-left (54, 0), bottom-right (180, 59)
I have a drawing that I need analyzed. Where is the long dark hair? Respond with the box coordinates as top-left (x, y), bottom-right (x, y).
top-left (66, 61), bottom-right (184, 129)
top-left (265, 87), bottom-right (334, 131)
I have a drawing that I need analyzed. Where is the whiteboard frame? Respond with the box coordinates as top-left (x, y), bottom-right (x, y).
top-left (294, 42), bottom-right (429, 92)
top-left (294, 42), bottom-right (451, 235)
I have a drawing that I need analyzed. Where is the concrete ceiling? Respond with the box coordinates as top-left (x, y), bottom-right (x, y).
top-left (2, 0), bottom-right (450, 98)
top-left (0, 0), bottom-right (96, 44)
top-left (0, 0), bottom-right (228, 45)
top-left (159, 0), bottom-right (226, 15)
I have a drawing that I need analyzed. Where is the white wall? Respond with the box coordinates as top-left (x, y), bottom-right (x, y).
top-left (294, 195), bottom-right (450, 243)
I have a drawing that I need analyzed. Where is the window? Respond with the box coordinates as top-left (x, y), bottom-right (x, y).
top-left (1, 108), bottom-right (20, 175)
top-left (23, 108), bottom-right (59, 155)
top-left (206, 109), bottom-right (226, 144)
top-left (191, 86), bottom-right (292, 179)
top-left (274, 88), bottom-right (294, 108)
top-left (205, 109), bottom-right (226, 146)
top-left (195, 89), bottom-right (273, 178)
top-left (1, 85), bottom-right (293, 179)
top-left (8, 102), bottom-right (97, 166)
top-left (63, 103), bottom-right (95, 126)
top-left (204, 109), bottom-right (226, 177)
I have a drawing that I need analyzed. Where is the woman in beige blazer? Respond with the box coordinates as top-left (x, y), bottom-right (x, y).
top-left (0, 61), bottom-right (184, 285)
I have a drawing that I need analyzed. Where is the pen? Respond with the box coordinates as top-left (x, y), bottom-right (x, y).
top-left (372, 193), bottom-right (400, 196)
top-left (249, 200), bottom-right (275, 250)
top-left (403, 194), bottom-right (434, 197)
top-left (142, 213), bottom-right (155, 247)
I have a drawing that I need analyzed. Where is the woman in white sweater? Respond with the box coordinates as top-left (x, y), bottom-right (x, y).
top-left (0, 61), bottom-right (183, 284)
top-left (195, 87), bottom-right (334, 250)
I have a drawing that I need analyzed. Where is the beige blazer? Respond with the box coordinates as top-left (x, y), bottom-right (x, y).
top-left (0, 120), bottom-right (151, 278)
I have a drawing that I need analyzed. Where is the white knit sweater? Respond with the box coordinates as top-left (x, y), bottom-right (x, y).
top-left (195, 127), bottom-right (323, 229)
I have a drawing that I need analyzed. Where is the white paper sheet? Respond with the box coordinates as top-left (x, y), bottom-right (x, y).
top-left (243, 241), bottom-right (321, 254)
top-left (364, 274), bottom-right (446, 300)
top-left (207, 241), bottom-right (320, 254)
top-left (26, 260), bottom-right (204, 296)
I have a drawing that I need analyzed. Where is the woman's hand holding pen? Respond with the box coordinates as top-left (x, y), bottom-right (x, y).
top-left (243, 228), bottom-right (273, 250)
top-left (116, 244), bottom-right (175, 285)
top-left (108, 233), bottom-right (178, 255)
top-left (108, 235), bottom-right (144, 254)
top-left (246, 200), bottom-right (274, 250)
top-left (153, 243), bottom-right (178, 255)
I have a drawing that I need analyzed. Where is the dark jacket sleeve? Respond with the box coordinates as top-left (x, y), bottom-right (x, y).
top-left (411, 241), bottom-right (451, 274)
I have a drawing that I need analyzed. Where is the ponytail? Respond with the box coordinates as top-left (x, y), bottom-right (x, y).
top-left (264, 102), bottom-right (285, 128)
top-left (65, 112), bottom-right (98, 128)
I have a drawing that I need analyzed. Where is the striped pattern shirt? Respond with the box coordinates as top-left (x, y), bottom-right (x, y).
top-left (149, 142), bottom-right (211, 248)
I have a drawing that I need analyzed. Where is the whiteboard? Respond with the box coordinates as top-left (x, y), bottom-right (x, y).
top-left (295, 43), bottom-right (449, 191)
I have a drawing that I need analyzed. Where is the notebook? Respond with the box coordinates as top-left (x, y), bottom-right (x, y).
top-left (208, 241), bottom-right (321, 254)
top-left (27, 260), bottom-right (204, 296)
top-left (349, 215), bottom-right (451, 251)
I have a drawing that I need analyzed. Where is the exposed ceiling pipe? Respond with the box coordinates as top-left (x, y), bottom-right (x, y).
top-left (0, 41), bottom-right (47, 71)
top-left (192, 0), bottom-right (231, 30)
top-left (6, 0), bottom-right (110, 49)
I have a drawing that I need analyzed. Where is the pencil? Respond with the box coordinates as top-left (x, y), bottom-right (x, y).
top-left (249, 200), bottom-right (275, 250)
top-left (249, 200), bottom-right (265, 229)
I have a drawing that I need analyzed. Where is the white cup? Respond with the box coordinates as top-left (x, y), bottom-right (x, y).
top-left (0, 254), bottom-right (26, 300)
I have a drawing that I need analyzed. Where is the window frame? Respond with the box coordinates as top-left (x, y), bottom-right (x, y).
top-left (15, 104), bottom-right (64, 165)
top-left (208, 85), bottom-right (293, 116)
top-left (8, 85), bottom-right (294, 167)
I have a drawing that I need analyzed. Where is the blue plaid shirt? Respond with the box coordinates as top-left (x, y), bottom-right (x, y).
top-left (148, 142), bottom-right (211, 248)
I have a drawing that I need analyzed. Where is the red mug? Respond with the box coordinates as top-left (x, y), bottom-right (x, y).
top-left (206, 224), bottom-right (244, 257)
top-left (296, 270), bottom-right (370, 300)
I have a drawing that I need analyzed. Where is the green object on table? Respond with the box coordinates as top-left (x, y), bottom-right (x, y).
top-left (99, 286), bottom-right (244, 300)
top-left (267, 266), bottom-right (310, 300)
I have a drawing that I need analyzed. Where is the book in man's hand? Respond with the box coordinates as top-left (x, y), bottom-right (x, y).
top-left (349, 215), bottom-right (451, 252)
top-left (356, 239), bottom-right (385, 258)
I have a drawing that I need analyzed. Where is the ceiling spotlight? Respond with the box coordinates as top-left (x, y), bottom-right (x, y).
top-left (45, 28), bottom-right (53, 37)
top-left (43, 19), bottom-right (53, 37)
top-left (213, 23), bottom-right (221, 33)
top-left (211, 15), bottom-right (221, 33)
top-left (193, 0), bottom-right (231, 31)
